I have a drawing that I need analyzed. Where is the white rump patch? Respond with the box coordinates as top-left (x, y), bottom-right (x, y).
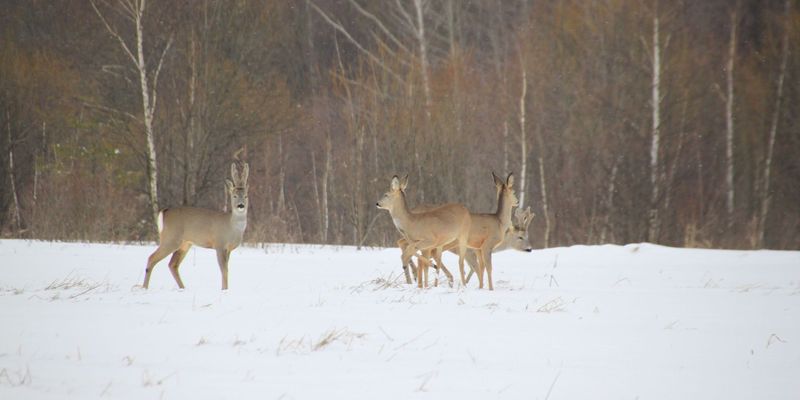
top-left (157, 211), bottom-right (164, 234)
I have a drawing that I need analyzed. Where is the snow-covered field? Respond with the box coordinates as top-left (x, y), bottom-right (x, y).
top-left (0, 239), bottom-right (798, 399)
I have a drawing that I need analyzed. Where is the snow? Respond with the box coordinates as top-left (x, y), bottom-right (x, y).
top-left (0, 239), bottom-right (798, 399)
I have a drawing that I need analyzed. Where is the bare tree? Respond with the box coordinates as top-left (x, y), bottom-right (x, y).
top-left (723, 3), bottom-right (739, 228)
top-left (757, 0), bottom-right (791, 248)
top-left (648, 5), bottom-right (663, 242)
top-left (91, 0), bottom-right (173, 231)
top-left (518, 50), bottom-right (529, 209)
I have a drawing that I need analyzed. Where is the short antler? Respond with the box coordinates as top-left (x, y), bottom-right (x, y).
top-left (230, 162), bottom-right (249, 187)
top-left (240, 163), bottom-right (249, 187)
top-left (230, 163), bottom-right (240, 185)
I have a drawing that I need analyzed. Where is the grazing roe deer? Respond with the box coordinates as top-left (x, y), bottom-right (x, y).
top-left (462, 206), bottom-right (534, 283)
top-left (377, 175), bottom-right (471, 288)
top-left (407, 207), bottom-right (535, 285)
top-left (143, 163), bottom-right (249, 290)
top-left (403, 173), bottom-right (518, 290)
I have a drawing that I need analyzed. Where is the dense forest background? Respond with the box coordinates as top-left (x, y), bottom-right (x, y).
top-left (1, 0), bottom-right (798, 249)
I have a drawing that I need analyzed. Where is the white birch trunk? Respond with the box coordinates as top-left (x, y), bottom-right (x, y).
top-left (132, 0), bottom-right (161, 230)
top-left (648, 13), bottom-right (662, 243)
top-left (412, 0), bottom-right (432, 119)
top-left (758, 0), bottom-right (791, 248)
top-left (91, 0), bottom-right (171, 232)
top-left (518, 67), bottom-right (528, 209)
top-left (5, 111), bottom-right (21, 232)
top-left (503, 120), bottom-right (509, 174)
top-left (724, 7), bottom-right (738, 227)
top-left (322, 132), bottom-right (331, 243)
top-left (184, 32), bottom-right (197, 205)
top-left (538, 155), bottom-right (550, 248)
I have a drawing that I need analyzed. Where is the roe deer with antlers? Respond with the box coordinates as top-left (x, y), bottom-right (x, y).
top-left (142, 163), bottom-right (249, 290)
top-left (404, 173), bottom-right (517, 290)
top-left (462, 206), bottom-right (533, 283)
top-left (403, 206), bottom-right (534, 285)
top-left (377, 175), bottom-right (471, 288)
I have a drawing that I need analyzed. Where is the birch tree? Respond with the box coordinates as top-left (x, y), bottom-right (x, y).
top-left (757, 0), bottom-right (792, 248)
top-left (723, 4), bottom-right (739, 228)
top-left (91, 0), bottom-right (172, 231)
top-left (647, 6), bottom-right (663, 243)
top-left (518, 50), bottom-right (528, 209)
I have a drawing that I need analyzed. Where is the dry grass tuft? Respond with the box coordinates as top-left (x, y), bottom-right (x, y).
top-left (0, 366), bottom-right (32, 387)
top-left (351, 272), bottom-right (405, 293)
top-left (537, 297), bottom-right (566, 313)
top-left (276, 328), bottom-right (366, 355)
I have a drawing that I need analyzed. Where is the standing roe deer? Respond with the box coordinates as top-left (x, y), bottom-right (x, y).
top-left (406, 173), bottom-right (517, 290)
top-left (462, 206), bottom-right (534, 283)
top-left (142, 162), bottom-right (249, 290)
top-left (405, 207), bottom-right (535, 285)
top-left (377, 175), bottom-right (471, 288)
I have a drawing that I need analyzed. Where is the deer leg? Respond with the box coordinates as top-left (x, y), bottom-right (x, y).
top-left (417, 249), bottom-right (435, 288)
top-left (398, 238), bottom-right (414, 284)
top-left (474, 249), bottom-right (486, 289)
top-left (216, 248), bottom-right (230, 290)
top-left (143, 243), bottom-right (178, 289)
top-left (422, 252), bottom-right (429, 288)
top-left (464, 249), bottom-right (479, 284)
top-left (479, 243), bottom-right (494, 290)
top-left (432, 248), bottom-right (454, 287)
top-left (401, 242), bottom-right (424, 288)
top-left (167, 242), bottom-right (191, 289)
top-left (404, 239), bottom-right (438, 289)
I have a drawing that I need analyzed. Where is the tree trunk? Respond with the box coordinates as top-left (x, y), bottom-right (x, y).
top-left (184, 31), bottom-right (198, 206)
top-left (538, 154), bottom-right (550, 248)
top-left (5, 111), bottom-right (21, 232)
top-left (758, 0), bottom-right (791, 248)
top-left (518, 65), bottom-right (528, 208)
top-left (600, 158), bottom-right (620, 244)
top-left (412, 0), bottom-right (432, 120)
top-left (648, 12), bottom-right (662, 243)
top-left (724, 6), bottom-right (738, 228)
top-left (132, 1), bottom-right (161, 231)
top-left (321, 131), bottom-right (331, 243)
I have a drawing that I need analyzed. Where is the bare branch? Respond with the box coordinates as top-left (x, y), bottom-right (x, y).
top-left (90, 0), bottom-right (138, 66)
top-left (150, 35), bottom-right (174, 115)
top-left (393, 0), bottom-right (416, 33)
top-left (347, 0), bottom-right (412, 55)
top-left (307, 1), bottom-right (405, 84)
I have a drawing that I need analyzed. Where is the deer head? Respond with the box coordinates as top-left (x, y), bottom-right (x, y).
top-left (226, 162), bottom-right (249, 215)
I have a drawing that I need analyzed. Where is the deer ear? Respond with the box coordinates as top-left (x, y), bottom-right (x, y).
top-left (226, 179), bottom-right (235, 192)
top-left (400, 174), bottom-right (409, 191)
top-left (391, 175), bottom-right (401, 191)
top-left (492, 172), bottom-right (503, 187)
top-left (230, 163), bottom-right (239, 184)
top-left (506, 173), bottom-right (514, 188)
top-left (241, 163), bottom-right (249, 185)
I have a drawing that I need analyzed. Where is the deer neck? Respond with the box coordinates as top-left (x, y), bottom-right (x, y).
top-left (496, 190), bottom-right (514, 233)
top-left (228, 209), bottom-right (248, 235)
top-left (389, 191), bottom-right (414, 233)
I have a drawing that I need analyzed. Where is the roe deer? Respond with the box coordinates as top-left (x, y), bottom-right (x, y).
top-left (462, 206), bottom-right (534, 283)
top-left (143, 162), bottom-right (249, 290)
top-left (466, 172), bottom-right (517, 290)
top-left (402, 173), bottom-right (518, 290)
top-left (406, 207), bottom-right (535, 285)
top-left (377, 175), bottom-right (471, 288)
top-left (396, 176), bottom-right (502, 285)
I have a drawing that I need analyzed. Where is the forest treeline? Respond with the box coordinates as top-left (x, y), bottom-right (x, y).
top-left (1, 0), bottom-right (798, 249)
